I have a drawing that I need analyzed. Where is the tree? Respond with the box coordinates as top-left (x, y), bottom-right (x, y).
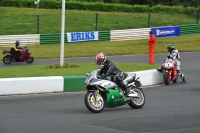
top-left (103, 0), bottom-right (112, 3)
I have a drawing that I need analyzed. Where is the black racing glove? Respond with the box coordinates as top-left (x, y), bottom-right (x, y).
top-left (167, 56), bottom-right (173, 59)
top-left (97, 75), bottom-right (102, 79)
top-left (102, 74), bottom-right (107, 79)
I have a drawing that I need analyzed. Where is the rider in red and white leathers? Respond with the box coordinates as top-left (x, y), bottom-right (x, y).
top-left (157, 44), bottom-right (186, 83)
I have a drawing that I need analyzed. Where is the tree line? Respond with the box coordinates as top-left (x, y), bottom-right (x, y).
top-left (99, 0), bottom-right (200, 7)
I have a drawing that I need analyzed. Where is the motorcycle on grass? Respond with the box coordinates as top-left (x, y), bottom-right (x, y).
top-left (84, 66), bottom-right (145, 113)
top-left (161, 58), bottom-right (178, 85)
top-left (2, 46), bottom-right (34, 65)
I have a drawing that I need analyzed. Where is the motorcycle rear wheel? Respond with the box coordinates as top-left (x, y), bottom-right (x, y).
top-left (162, 71), bottom-right (170, 85)
top-left (84, 92), bottom-right (105, 113)
top-left (128, 87), bottom-right (145, 109)
top-left (3, 56), bottom-right (12, 65)
top-left (25, 57), bottom-right (34, 64)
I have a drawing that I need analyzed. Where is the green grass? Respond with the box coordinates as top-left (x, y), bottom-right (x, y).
top-left (0, 7), bottom-right (199, 78)
top-left (0, 6), bottom-right (197, 35)
top-left (0, 34), bottom-right (199, 60)
top-left (0, 63), bottom-right (159, 78)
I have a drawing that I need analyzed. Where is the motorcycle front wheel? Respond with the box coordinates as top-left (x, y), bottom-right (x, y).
top-left (162, 71), bottom-right (170, 85)
top-left (128, 87), bottom-right (145, 109)
top-left (3, 55), bottom-right (12, 65)
top-left (84, 91), bottom-right (105, 113)
top-left (25, 57), bottom-right (34, 64)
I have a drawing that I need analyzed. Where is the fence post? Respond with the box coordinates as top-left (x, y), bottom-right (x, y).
top-left (35, 0), bottom-right (40, 34)
top-left (197, 10), bottom-right (199, 24)
top-left (37, 14), bottom-right (40, 34)
top-left (148, 6), bottom-right (151, 28)
top-left (95, 13), bottom-right (98, 31)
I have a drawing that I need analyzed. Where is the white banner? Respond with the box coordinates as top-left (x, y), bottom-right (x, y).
top-left (67, 31), bottom-right (98, 42)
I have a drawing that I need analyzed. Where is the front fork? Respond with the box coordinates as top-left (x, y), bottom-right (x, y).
top-left (166, 69), bottom-right (172, 80)
top-left (88, 89), bottom-right (102, 102)
top-left (93, 89), bottom-right (99, 98)
top-left (172, 69), bottom-right (178, 81)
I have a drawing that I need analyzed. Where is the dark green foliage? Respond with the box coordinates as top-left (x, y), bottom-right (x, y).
top-left (1, 0), bottom-right (200, 7)
top-left (0, 0), bottom-right (199, 21)
top-left (0, 0), bottom-right (35, 7)
top-left (0, 0), bottom-right (199, 14)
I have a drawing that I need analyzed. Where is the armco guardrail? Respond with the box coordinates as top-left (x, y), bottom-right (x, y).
top-left (110, 28), bottom-right (150, 41)
top-left (0, 24), bottom-right (199, 46)
top-left (99, 30), bottom-right (110, 41)
top-left (63, 75), bottom-right (86, 91)
top-left (40, 31), bottom-right (110, 44)
top-left (0, 31), bottom-right (110, 46)
top-left (180, 24), bottom-right (200, 35)
top-left (0, 69), bottom-right (163, 95)
top-left (40, 33), bottom-right (68, 44)
top-left (130, 69), bottom-right (163, 86)
top-left (0, 34), bottom-right (40, 46)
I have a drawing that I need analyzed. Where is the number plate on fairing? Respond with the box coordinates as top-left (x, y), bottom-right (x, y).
top-left (164, 63), bottom-right (173, 69)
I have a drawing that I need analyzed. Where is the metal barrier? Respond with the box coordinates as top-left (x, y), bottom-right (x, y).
top-left (0, 34), bottom-right (40, 46)
top-left (40, 33), bottom-right (67, 44)
top-left (0, 24), bottom-right (199, 46)
top-left (99, 31), bottom-right (110, 41)
top-left (180, 24), bottom-right (200, 35)
top-left (110, 28), bottom-right (151, 41)
top-left (40, 31), bottom-right (110, 44)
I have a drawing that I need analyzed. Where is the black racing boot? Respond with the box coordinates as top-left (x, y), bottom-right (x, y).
top-left (13, 56), bottom-right (17, 62)
top-left (119, 82), bottom-right (129, 98)
top-left (124, 89), bottom-right (129, 98)
top-left (122, 87), bottom-right (136, 98)
top-left (181, 77), bottom-right (186, 83)
top-left (119, 88), bottom-right (128, 99)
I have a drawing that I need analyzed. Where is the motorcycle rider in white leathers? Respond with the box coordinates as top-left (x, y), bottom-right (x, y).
top-left (157, 44), bottom-right (186, 83)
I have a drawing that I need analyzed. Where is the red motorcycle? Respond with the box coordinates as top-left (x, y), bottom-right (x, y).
top-left (2, 46), bottom-right (34, 65)
top-left (161, 59), bottom-right (178, 85)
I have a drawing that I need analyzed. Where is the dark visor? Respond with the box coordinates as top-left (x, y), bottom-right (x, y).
top-left (96, 59), bottom-right (103, 65)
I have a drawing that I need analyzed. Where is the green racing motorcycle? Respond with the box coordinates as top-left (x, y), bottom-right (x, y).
top-left (84, 67), bottom-right (145, 113)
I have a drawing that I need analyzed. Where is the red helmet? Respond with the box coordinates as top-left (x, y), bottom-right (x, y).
top-left (95, 53), bottom-right (106, 66)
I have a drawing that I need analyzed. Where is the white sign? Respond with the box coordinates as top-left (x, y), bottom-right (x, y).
top-left (67, 31), bottom-right (98, 42)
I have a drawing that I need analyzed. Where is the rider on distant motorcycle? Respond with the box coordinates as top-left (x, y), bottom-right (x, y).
top-left (10, 40), bottom-right (22, 61)
top-left (95, 52), bottom-right (134, 97)
top-left (157, 44), bottom-right (186, 83)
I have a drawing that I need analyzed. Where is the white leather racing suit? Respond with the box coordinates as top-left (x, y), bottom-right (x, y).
top-left (166, 49), bottom-right (184, 78)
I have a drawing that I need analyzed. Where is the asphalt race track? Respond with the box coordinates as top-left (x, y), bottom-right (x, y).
top-left (0, 52), bottom-right (200, 133)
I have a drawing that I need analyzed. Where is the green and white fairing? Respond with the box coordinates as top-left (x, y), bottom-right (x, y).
top-left (84, 68), bottom-right (145, 113)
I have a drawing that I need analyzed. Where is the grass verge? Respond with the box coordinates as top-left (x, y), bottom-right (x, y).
top-left (0, 63), bottom-right (159, 78)
top-left (0, 7), bottom-right (197, 35)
